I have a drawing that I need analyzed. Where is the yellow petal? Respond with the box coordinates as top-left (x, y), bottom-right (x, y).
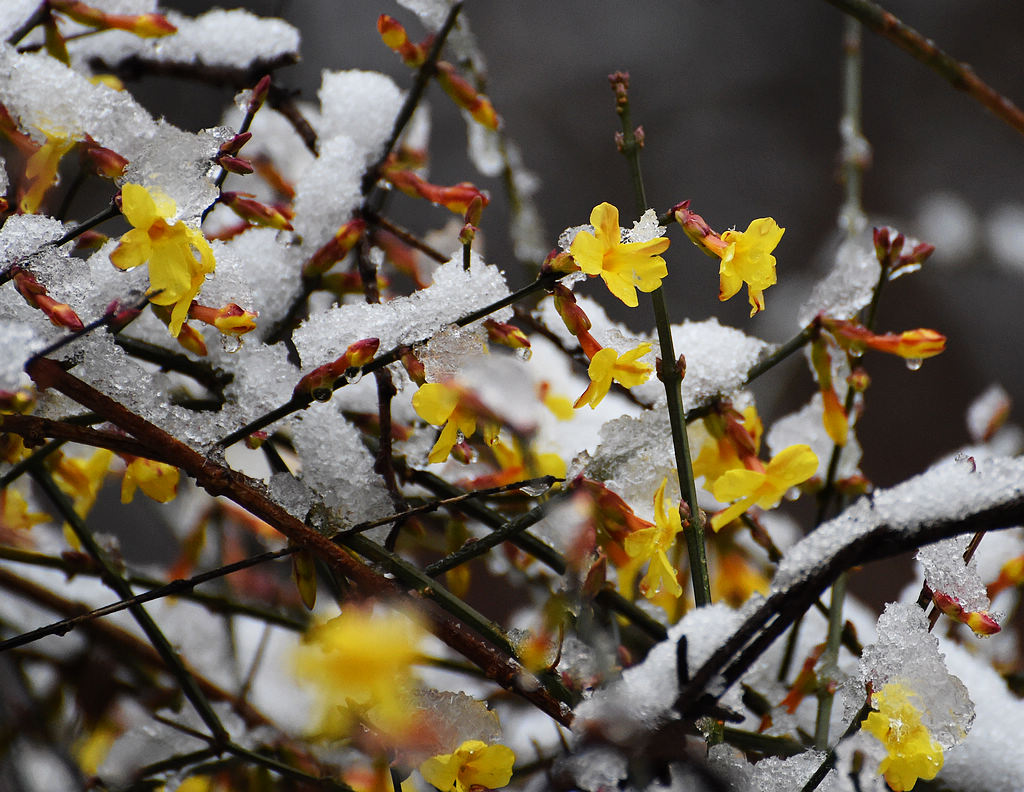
top-left (413, 383), bottom-right (460, 426)
top-left (711, 468), bottom-right (766, 503)
top-left (109, 228), bottom-right (152, 270)
top-left (590, 201), bottom-right (620, 243)
top-left (570, 229), bottom-right (606, 276)
top-left (120, 183), bottom-right (159, 229)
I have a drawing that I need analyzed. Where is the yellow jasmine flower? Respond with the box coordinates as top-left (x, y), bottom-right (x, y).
top-left (709, 444), bottom-right (817, 531)
top-left (419, 739), bottom-right (515, 792)
top-left (691, 406), bottom-right (763, 489)
top-left (573, 342), bottom-right (653, 410)
top-left (412, 382), bottom-right (480, 464)
top-left (862, 683), bottom-right (944, 791)
top-left (717, 218), bottom-right (784, 317)
top-left (293, 608), bottom-right (423, 739)
top-left (623, 477), bottom-right (683, 600)
top-left (120, 458), bottom-right (179, 504)
top-left (570, 202), bottom-right (670, 307)
top-left (110, 183), bottom-right (216, 337)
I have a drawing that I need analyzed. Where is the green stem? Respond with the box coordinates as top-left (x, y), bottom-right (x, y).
top-left (29, 465), bottom-right (230, 746)
top-left (613, 75), bottom-right (710, 607)
top-left (814, 17), bottom-right (866, 750)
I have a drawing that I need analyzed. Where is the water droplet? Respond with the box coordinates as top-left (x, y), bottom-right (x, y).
top-left (344, 366), bottom-right (362, 385)
top-left (220, 335), bottom-right (243, 353)
top-left (516, 347), bottom-right (533, 361)
top-left (311, 387), bottom-right (333, 402)
top-left (785, 486), bottom-right (802, 501)
top-left (520, 478), bottom-right (553, 497)
top-left (905, 358), bottom-right (923, 371)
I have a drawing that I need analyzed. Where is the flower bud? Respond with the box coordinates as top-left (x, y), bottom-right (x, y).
top-left (292, 338), bottom-right (381, 400)
top-left (435, 61), bottom-right (500, 130)
top-left (377, 14), bottom-right (426, 66)
top-left (219, 132), bottom-right (252, 157)
top-left (247, 75), bottom-right (272, 115)
top-left (12, 267), bottom-right (83, 330)
top-left (82, 137), bottom-right (129, 180)
top-left (220, 191), bottom-right (293, 230)
top-left (484, 319), bottom-right (530, 350)
top-left (303, 218), bottom-right (367, 279)
top-left (672, 200), bottom-right (728, 258)
top-left (932, 591), bottom-right (1001, 636)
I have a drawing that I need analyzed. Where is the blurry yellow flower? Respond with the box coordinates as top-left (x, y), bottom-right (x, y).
top-left (110, 183), bottom-right (216, 336)
top-left (862, 683), bottom-right (944, 791)
top-left (20, 129), bottom-right (76, 214)
top-left (692, 406), bottom-right (762, 488)
top-left (120, 458), bottom-right (179, 503)
top-left (419, 740), bottom-right (515, 792)
top-left (413, 382), bottom-right (478, 464)
top-left (573, 342), bottom-right (653, 410)
top-left (717, 218), bottom-right (784, 317)
top-left (293, 608), bottom-right (423, 738)
top-left (52, 448), bottom-right (114, 518)
top-left (624, 477), bottom-right (683, 600)
top-left (710, 444), bottom-right (817, 531)
top-left (570, 202), bottom-right (670, 307)
top-left (1, 488), bottom-right (49, 533)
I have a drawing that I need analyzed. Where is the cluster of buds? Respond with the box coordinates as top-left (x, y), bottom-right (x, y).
top-left (48, 0), bottom-right (177, 37)
top-left (378, 15), bottom-right (500, 130)
top-left (293, 338), bottom-right (381, 402)
top-left (215, 132), bottom-right (254, 175)
top-left (10, 267), bottom-right (83, 330)
top-left (874, 226), bottom-right (936, 280)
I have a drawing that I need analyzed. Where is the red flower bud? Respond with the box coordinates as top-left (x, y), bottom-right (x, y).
top-left (303, 218), bottom-right (366, 279)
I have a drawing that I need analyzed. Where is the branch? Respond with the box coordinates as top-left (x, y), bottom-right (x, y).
top-left (822, 0), bottom-right (1024, 138)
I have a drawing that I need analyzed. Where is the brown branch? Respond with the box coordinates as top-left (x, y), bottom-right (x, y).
top-left (822, 0), bottom-right (1024, 138)
top-left (23, 356), bottom-right (573, 725)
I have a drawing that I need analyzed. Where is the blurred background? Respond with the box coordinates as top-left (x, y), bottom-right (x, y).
top-left (135, 0), bottom-right (1024, 605)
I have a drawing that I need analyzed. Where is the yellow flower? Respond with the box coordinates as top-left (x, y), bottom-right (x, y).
top-left (691, 406), bottom-right (763, 488)
top-left (20, 129), bottom-right (76, 214)
top-left (862, 683), bottom-right (944, 791)
top-left (717, 218), bottom-right (784, 317)
top-left (412, 382), bottom-right (479, 464)
top-left (120, 458), bottom-right (179, 503)
top-left (419, 740), bottom-right (515, 792)
top-left (570, 203), bottom-right (670, 307)
top-left (52, 448), bottom-right (114, 518)
top-left (573, 342), bottom-right (653, 410)
top-left (110, 183), bottom-right (216, 336)
top-left (709, 444), bottom-right (817, 531)
top-left (293, 608), bottom-right (423, 739)
top-left (623, 477), bottom-right (683, 600)
top-left (1, 488), bottom-right (49, 533)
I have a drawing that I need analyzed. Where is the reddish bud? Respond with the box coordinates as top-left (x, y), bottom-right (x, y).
top-left (932, 590), bottom-right (1001, 636)
top-left (400, 348), bottom-right (426, 386)
top-left (190, 302), bottom-right (258, 336)
top-left (484, 319), bottom-right (530, 350)
top-left (82, 138), bottom-right (128, 180)
top-left (245, 431), bottom-right (268, 450)
top-left (846, 367), bottom-right (870, 393)
top-left (541, 249), bottom-right (579, 276)
top-left (50, 2), bottom-right (176, 37)
top-left (303, 218), bottom-right (367, 279)
top-left (216, 155), bottom-right (254, 175)
top-left (377, 14), bottom-right (426, 66)
top-left (385, 169), bottom-right (489, 215)
top-left (292, 338), bottom-right (381, 400)
top-left (12, 267), bottom-right (83, 330)
top-left (220, 191), bottom-right (292, 230)
top-left (219, 132), bottom-right (252, 157)
top-left (248, 75), bottom-right (272, 115)
top-left (435, 61), bottom-right (499, 130)
top-left (672, 200), bottom-right (728, 259)
top-left (104, 299), bottom-right (142, 332)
